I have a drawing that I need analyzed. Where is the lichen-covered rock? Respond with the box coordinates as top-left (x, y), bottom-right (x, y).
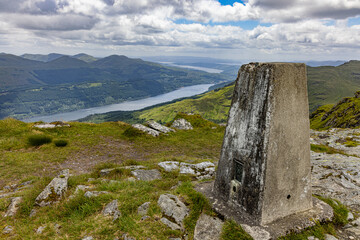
top-left (137, 202), bottom-right (151, 216)
top-left (146, 120), bottom-right (175, 133)
top-left (179, 163), bottom-right (196, 174)
top-left (102, 199), bottom-right (121, 221)
top-left (132, 124), bottom-right (160, 137)
top-left (36, 226), bottom-right (45, 234)
top-left (158, 161), bottom-right (179, 172)
top-left (4, 197), bottom-right (22, 217)
top-left (171, 119), bottom-right (193, 130)
top-left (131, 169), bottom-right (162, 181)
top-left (84, 191), bottom-right (109, 198)
top-left (35, 169), bottom-right (69, 207)
top-left (3, 225), bottom-right (13, 234)
top-left (160, 217), bottom-right (181, 230)
top-left (100, 168), bottom-right (115, 176)
top-left (324, 234), bottom-right (338, 240)
top-left (194, 214), bottom-right (223, 240)
top-left (158, 194), bottom-right (189, 227)
top-left (179, 162), bottom-right (215, 180)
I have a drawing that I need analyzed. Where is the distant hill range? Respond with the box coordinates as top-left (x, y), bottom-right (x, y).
top-left (0, 53), bottom-right (230, 120)
top-left (80, 60), bottom-right (360, 124)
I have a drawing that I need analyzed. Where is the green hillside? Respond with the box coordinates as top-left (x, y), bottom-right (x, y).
top-left (82, 60), bottom-right (360, 125)
top-left (310, 90), bottom-right (360, 129)
top-left (79, 82), bottom-right (235, 124)
top-left (0, 54), bottom-right (229, 120)
top-left (307, 60), bottom-right (360, 112)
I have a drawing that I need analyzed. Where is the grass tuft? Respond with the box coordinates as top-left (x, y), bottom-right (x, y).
top-left (27, 134), bottom-right (52, 146)
top-left (221, 220), bottom-right (253, 240)
top-left (54, 139), bottom-right (68, 147)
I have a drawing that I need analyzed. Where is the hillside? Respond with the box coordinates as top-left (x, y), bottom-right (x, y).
top-left (310, 90), bottom-right (360, 129)
top-left (81, 61), bottom-right (360, 124)
top-left (0, 116), bottom-right (357, 239)
top-left (80, 82), bottom-right (235, 124)
top-left (0, 54), bottom-right (229, 120)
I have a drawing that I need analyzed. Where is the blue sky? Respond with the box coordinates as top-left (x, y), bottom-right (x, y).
top-left (0, 0), bottom-right (359, 61)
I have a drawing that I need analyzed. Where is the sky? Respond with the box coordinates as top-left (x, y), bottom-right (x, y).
top-left (0, 0), bottom-right (360, 62)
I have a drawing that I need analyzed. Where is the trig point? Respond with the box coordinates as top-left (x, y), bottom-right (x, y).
top-left (214, 62), bottom-right (313, 225)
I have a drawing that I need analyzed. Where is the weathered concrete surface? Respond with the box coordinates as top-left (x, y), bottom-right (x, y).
top-left (196, 181), bottom-right (333, 239)
top-left (214, 63), bottom-right (312, 225)
top-left (35, 169), bottom-right (69, 207)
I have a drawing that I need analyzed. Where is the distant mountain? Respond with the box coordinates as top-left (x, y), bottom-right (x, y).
top-left (304, 60), bottom-right (346, 67)
top-left (72, 53), bottom-right (98, 63)
top-left (0, 53), bottom-right (229, 120)
top-left (21, 53), bottom-right (65, 62)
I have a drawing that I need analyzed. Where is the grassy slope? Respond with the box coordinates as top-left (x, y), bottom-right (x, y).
top-left (0, 117), bottom-right (349, 239)
top-left (310, 91), bottom-right (360, 129)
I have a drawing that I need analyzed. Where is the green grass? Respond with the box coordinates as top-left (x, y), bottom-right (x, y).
top-left (221, 220), bottom-right (253, 240)
top-left (310, 144), bottom-right (346, 155)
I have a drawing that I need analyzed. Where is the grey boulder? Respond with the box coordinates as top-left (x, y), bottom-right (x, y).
top-left (158, 161), bottom-right (180, 172)
top-left (194, 214), bottom-right (223, 240)
top-left (4, 197), bottom-right (22, 217)
top-left (146, 120), bottom-right (175, 133)
top-left (158, 194), bottom-right (189, 228)
top-left (138, 202), bottom-right (151, 216)
top-left (132, 124), bottom-right (160, 137)
top-left (171, 119), bottom-right (193, 130)
top-left (35, 169), bottom-right (69, 207)
top-left (102, 199), bottom-right (121, 221)
top-left (131, 169), bottom-right (162, 181)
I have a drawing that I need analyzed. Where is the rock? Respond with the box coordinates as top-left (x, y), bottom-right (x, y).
top-left (84, 191), bottom-right (109, 198)
top-left (179, 163), bottom-right (196, 174)
top-left (179, 162), bottom-right (215, 179)
top-left (353, 218), bottom-right (360, 226)
top-left (307, 237), bottom-right (319, 240)
top-left (122, 233), bottom-right (136, 240)
top-left (36, 226), bottom-right (45, 234)
top-left (102, 200), bottom-right (121, 221)
top-left (33, 121), bottom-right (70, 129)
top-left (168, 238), bottom-right (181, 240)
top-left (171, 118), bottom-right (193, 130)
top-left (82, 236), bottom-right (94, 240)
top-left (131, 169), bottom-right (162, 181)
top-left (240, 224), bottom-right (271, 240)
top-left (158, 161), bottom-right (180, 172)
top-left (35, 169), bottom-right (69, 207)
top-left (132, 124), bottom-right (160, 137)
top-left (3, 225), bottom-right (13, 234)
top-left (141, 215), bottom-right (150, 221)
top-left (146, 120), bottom-right (175, 133)
top-left (4, 197), bottom-right (22, 217)
top-left (127, 177), bottom-right (136, 182)
top-left (160, 217), bottom-right (181, 230)
top-left (29, 209), bottom-right (37, 217)
top-left (158, 194), bottom-right (189, 227)
top-left (324, 234), bottom-right (338, 240)
top-left (194, 214), bottom-right (223, 240)
top-left (54, 223), bottom-right (61, 234)
top-left (138, 202), bottom-right (151, 216)
top-left (348, 212), bottom-right (355, 221)
top-left (74, 185), bottom-right (92, 195)
top-left (100, 168), bottom-right (115, 176)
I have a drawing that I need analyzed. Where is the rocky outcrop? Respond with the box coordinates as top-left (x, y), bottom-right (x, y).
top-left (131, 169), bottom-right (162, 181)
top-left (35, 169), bottom-right (69, 207)
top-left (137, 202), bottom-right (151, 216)
top-left (194, 214), bottom-right (223, 240)
top-left (158, 194), bottom-right (189, 230)
top-left (33, 121), bottom-right (70, 129)
top-left (171, 119), bottom-right (193, 130)
top-left (4, 197), bottom-right (22, 217)
top-left (132, 124), bottom-right (160, 137)
top-left (158, 161), bottom-right (215, 180)
top-left (102, 199), bottom-right (121, 221)
top-left (146, 120), bottom-right (175, 133)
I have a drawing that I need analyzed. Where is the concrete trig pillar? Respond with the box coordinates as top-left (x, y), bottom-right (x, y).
top-left (214, 62), bottom-right (312, 225)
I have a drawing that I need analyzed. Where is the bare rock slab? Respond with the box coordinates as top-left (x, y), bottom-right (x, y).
top-left (160, 217), bottom-right (181, 230)
top-left (132, 124), bottom-right (160, 137)
top-left (147, 120), bottom-right (175, 133)
top-left (194, 214), bottom-right (223, 240)
top-left (171, 119), bottom-right (193, 130)
top-left (131, 169), bottom-right (162, 181)
top-left (35, 169), bottom-right (69, 207)
top-left (138, 202), bottom-right (151, 216)
top-left (4, 197), bottom-right (22, 217)
top-left (102, 199), bottom-right (121, 221)
top-left (158, 194), bottom-right (189, 228)
top-left (158, 161), bottom-right (179, 172)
